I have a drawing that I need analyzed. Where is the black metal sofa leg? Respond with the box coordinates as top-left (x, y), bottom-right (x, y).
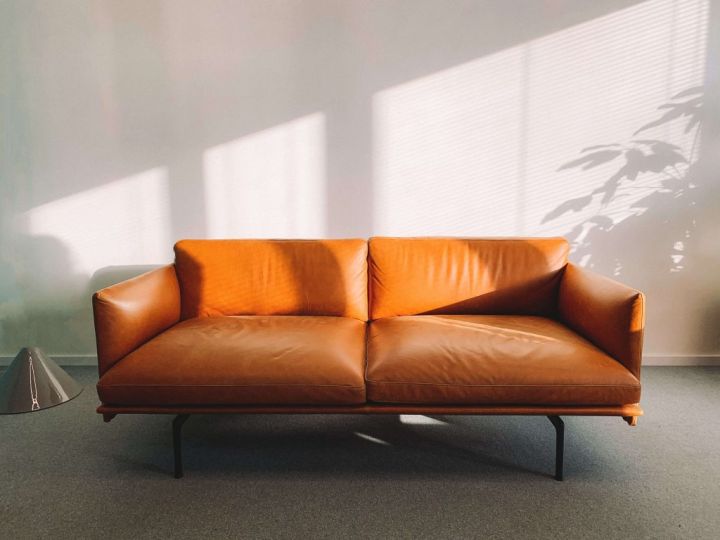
top-left (547, 415), bottom-right (565, 481)
top-left (169, 414), bottom-right (565, 480)
top-left (172, 414), bottom-right (190, 479)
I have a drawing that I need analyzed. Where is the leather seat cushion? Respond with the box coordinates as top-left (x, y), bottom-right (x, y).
top-left (97, 316), bottom-right (367, 406)
top-left (367, 315), bottom-right (640, 405)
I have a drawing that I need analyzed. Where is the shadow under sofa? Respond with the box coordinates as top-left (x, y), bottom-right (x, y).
top-left (93, 237), bottom-right (644, 480)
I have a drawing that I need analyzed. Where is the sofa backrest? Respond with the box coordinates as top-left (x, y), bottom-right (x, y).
top-left (174, 239), bottom-right (368, 320)
top-left (368, 237), bottom-right (569, 319)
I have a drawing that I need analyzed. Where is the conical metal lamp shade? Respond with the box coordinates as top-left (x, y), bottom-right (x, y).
top-left (0, 347), bottom-right (82, 414)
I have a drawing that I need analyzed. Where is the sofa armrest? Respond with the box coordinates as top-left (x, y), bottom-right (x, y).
top-left (558, 263), bottom-right (645, 378)
top-left (93, 265), bottom-right (181, 376)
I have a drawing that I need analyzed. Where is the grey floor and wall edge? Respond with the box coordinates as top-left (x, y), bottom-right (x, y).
top-left (1, 366), bottom-right (718, 539)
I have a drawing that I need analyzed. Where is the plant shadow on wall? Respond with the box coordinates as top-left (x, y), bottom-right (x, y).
top-left (543, 87), bottom-right (704, 277)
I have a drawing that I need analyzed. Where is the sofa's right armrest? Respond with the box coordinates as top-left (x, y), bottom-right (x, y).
top-left (93, 265), bottom-right (181, 376)
top-left (558, 263), bottom-right (645, 379)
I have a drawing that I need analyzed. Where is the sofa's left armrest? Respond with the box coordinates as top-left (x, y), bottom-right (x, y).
top-left (93, 265), bottom-right (181, 376)
top-left (558, 263), bottom-right (645, 378)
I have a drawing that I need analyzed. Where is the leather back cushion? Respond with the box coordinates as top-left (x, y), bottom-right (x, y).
top-left (175, 239), bottom-right (368, 320)
top-left (369, 237), bottom-right (569, 319)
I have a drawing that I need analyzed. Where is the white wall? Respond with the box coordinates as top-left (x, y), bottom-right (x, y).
top-left (1, 0), bottom-right (719, 362)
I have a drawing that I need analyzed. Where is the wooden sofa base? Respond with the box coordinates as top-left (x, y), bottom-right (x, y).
top-left (98, 402), bottom-right (642, 417)
top-left (98, 403), bottom-right (642, 480)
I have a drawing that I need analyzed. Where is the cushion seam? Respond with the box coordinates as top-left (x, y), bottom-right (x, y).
top-left (98, 383), bottom-right (365, 389)
top-left (365, 399), bottom-right (634, 405)
top-left (366, 381), bottom-right (639, 388)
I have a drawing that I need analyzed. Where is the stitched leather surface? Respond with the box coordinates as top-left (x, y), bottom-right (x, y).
top-left (369, 237), bottom-right (569, 319)
top-left (174, 239), bottom-right (368, 321)
top-left (367, 315), bottom-right (640, 405)
top-left (97, 316), bottom-right (366, 405)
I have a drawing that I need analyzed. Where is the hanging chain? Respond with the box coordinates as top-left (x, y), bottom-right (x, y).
top-left (28, 352), bottom-right (40, 411)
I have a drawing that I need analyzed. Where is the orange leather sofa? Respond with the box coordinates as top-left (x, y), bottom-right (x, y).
top-left (94, 238), bottom-right (644, 479)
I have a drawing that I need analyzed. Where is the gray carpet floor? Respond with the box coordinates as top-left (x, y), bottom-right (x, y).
top-left (1, 366), bottom-right (718, 539)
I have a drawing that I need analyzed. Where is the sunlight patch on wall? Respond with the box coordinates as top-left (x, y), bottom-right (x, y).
top-left (372, 0), bottom-right (708, 240)
top-left (203, 113), bottom-right (326, 238)
top-left (21, 168), bottom-right (171, 275)
top-left (373, 47), bottom-right (525, 236)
